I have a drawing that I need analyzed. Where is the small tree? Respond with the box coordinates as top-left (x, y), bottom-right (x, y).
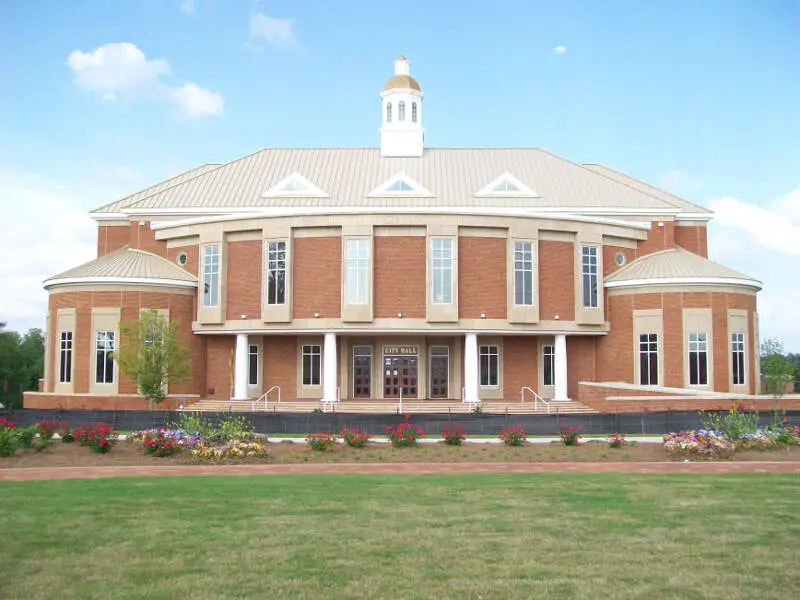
top-left (116, 310), bottom-right (191, 410)
top-left (760, 338), bottom-right (796, 400)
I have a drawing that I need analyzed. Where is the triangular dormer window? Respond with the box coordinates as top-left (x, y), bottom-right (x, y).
top-left (262, 172), bottom-right (329, 198)
top-left (368, 172), bottom-right (433, 197)
top-left (476, 173), bottom-right (537, 197)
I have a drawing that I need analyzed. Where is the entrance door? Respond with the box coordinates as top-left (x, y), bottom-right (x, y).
top-left (429, 346), bottom-right (449, 399)
top-left (384, 356), bottom-right (418, 398)
top-left (353, 346), bottom-right (372, 398)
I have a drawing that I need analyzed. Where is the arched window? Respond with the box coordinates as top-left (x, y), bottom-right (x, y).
top-left (386, 103), bottom-right (392, 123)
top-left (412, 102), bottom-right (417, 123)
top-left (398, 101), bottom-right (406, 121)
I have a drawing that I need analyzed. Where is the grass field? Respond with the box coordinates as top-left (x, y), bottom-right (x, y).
top-left (1, 474), bottom-right (799, 599)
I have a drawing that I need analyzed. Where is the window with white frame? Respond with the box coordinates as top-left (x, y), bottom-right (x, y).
top-left (248, 344), bottom-right (259, 386)
top-left (514, 241), bottom-right (533, 305)
top-left (412, 102), bottom-right (417, 123)
top-left (688, 332), bottom-right (709, 386)
top-left (302, 344), bottom-right (321, 386)
top-left (431, 238), bottom-right (453, 304)
top-left (638, 333), bottom-right (659, 386)
top-left (386, 102), bottom-right (392, 123)
top-left (398, 101), bottom-right (406, 121)
top-left (95, 331), bottom-right (115, 384)
top-left (731, 332), bottom-right (746, 386)
top-left (202, 245), bottom-right (220, 308)
top-left (581, 245), bottom-right (599, 308)
top-left (543, 345), bottom-right (555, 386)
top-left (59, 331), bottom-right (73, 384)
top-left (266, 241), bottom-right (287, 305)
top-left (345, 238), bottom-right (370, 305)
top-left (479, 345), bottom-right (499, 387)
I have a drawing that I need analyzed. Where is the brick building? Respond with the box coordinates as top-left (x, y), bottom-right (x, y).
top-left (28, 56), bottom-right (762, 411)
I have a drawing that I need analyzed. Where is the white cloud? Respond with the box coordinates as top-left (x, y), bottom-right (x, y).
top-left (180, 0), bottom-right (196, 15)
top-left (706, 184), bottom-right (800, 351)
top-left (250, 12), bottom-right (298, 49)
top-left (553, 45), bottom-right (567, 55)
top-left (67, 42), bottom-right (223, 119)
top-left (659, 169), bottom-right (704, 193)
top-left (169, 82), bottom-right (224, 118)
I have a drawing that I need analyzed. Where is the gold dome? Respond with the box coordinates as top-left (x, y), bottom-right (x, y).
top-left (383, 74), bottom-right (421, 92)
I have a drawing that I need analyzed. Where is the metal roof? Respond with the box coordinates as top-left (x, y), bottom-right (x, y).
top-left (605, 247), bottom-right (759, 286)
top-left (91, 148), bottom-right (709, 215)
top-left (44, 247), bottom-right (197, 287)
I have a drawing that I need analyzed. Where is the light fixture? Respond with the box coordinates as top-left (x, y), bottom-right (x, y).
top-left (314, 312), bottom-right (320, 318)
top-left (480, 313), bottom-right (486, 319)
top-left (555, 315), bottom-right (560, 320)
top-left (240, 314), bottom-right (247, 319)
top-left (397, 312), bottom-right (403, 318)
top-left (657, 221), bottom-right (664, 227)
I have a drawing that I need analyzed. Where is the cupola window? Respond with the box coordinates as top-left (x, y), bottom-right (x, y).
top-left (412, 102), bottom-right (417, 123)
top-left (386, 102), bottom-right (392, 123)
top-left (398, 101), bottom-right (406, 121)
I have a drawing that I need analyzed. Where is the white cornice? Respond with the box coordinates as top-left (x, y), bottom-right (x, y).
top-left (674, 212), bottom-right (714, 222)
top-left (605, 277), bottom-right (762, 291)
top-left (43, 277), bottom-right (198, 290)
top-left (191, 328), bottom-right (608, 336)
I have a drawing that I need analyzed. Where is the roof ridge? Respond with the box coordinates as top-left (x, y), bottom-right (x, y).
top-left (582, 164), bottom-right (711, 214)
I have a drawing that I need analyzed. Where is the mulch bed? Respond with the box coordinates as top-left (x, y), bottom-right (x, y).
top-left (2, 439), bottom-right (799, 470)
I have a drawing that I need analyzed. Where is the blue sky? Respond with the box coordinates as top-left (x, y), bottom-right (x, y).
top-left (1, 0), bottom-right (799, 349)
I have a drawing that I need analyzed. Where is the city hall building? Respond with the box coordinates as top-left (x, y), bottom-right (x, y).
top-left (28, 56), bottom-right (763, 412)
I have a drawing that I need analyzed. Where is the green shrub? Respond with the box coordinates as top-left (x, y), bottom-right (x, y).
top-left (699, 403), bottom-right (758, 441)
top-left (306, 433), bottom-right (337, 452)
top-left (0, 427), bottom-right (18, 457)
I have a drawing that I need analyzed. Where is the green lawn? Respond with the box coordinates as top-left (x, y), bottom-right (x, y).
top-left (1, 474), bottom-right (798, 599)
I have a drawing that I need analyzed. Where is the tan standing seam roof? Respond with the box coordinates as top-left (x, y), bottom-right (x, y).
top-left (44, 247), bottom-right (197, 285)
top-left (604, 247), bottom-right (759, 284)
top-left (90, 148), bottom-right (706, 214)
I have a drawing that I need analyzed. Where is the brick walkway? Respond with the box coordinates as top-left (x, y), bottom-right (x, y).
top-left (2, 461), bottom-right (799, 481)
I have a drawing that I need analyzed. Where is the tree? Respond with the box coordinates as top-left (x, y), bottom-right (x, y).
top-left (0, 327), bottom-right (44, 409)
top-left (760, 338), bottom-right (797, 399)
top-left (115, 310), bottom-right (191, 410)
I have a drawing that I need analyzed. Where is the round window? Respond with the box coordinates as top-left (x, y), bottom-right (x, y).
top-left (615, 253), bottom-right (626, 267)
top-left (177, 252), bottom-right (188, 266)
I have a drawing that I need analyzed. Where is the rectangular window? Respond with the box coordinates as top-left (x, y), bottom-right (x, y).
top-left (431, 238), bottom-right (453, 304)
top-left (581, 245), bottom-right (599, 308)
top-left (479, 345), bottom-right (499, 387)
top-left (266, 241), bottom-right (287, 305)
top-left (688, 332), bottom-right (709, 386)
top-left (248, 344), bottom-right (259, 386)
top-left (345, 238), bottom-right (370, 305)
top-left (543, 345), bottom-right (555, 386)
top-left (59, 331), bottom-right (73, 384)
top-left (638, 333), bottom-right (659, 386)
top-left (514, 241), bottom-right (533, 305)
top-left (731, 332), bottom-right (746, 386)
top-left (95, 331), bottom-right (115, 384)
top-left (302, 344), bottom-right (321, 386)
top-left (202, 245), bottom-right (220, 308)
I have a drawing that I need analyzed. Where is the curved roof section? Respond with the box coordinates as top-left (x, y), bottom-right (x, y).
top-left (605, 247), bottom-right (761, 290)
top-left (383, 74), bottom-right (421, 91)
top-left (90, 148), bottom-right (711, 215)
top-left (44, 247), bottom-right (197, 289)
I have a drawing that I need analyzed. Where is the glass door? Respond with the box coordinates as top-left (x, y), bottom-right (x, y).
top-left (429, 346), bottom-right (449, 399)
top-left (353, 346), bottom-right (372, 398)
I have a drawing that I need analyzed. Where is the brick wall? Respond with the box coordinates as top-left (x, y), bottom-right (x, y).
top-left (597, 294), bottom-right (634, 383)
top-left (637, 221), bottom-right (675, 256)
top-left (263, 335), bottom-right (297, 401)
top-left (205, 335), bottom-right (234, 398)
top-left (166, 244), bottom-right (199, 277)
top-left (567, 336), bottom-right (597, 399)
top-left (129, 221), bottom-right (167, 256)
top-left (226, 240), bottom-right (262, 320)
top-left (458, 237), bottom-right (507, 319)
top-left (675, 225), bottom-right (708, 257)
top-left (502, 336), bottom-right (537, 400)
top-left (539, 240), bottom-right (575, 321)
top-left (97, 225), bottom-right (131, 256)
top-left (374, 236), bottom-right (426, 319)
top-left (603, 245), bottom-right (637, 277)
top-left (24, 393), bottom-right (190, 410)
top-left (293, 237), bottom-right (341, 319)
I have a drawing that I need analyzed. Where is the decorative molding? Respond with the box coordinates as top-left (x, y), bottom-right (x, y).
top-left (262, 172), bottom-right (329, 198)
top-left (476, 172), bottom-right (538, 197)
top-left (605, 276), bottom-right (762, 291)
top-left (367, 172), bottom-right (434, 197)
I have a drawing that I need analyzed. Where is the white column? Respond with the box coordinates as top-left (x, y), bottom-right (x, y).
top-left (322, 332), bottom-right (338, 402)
top-left (554, 333), bottom-right (568, 401)
top-left (233, 333), bottom-right (249, 400)
top-left (464, 333), bottom-right (479, 403)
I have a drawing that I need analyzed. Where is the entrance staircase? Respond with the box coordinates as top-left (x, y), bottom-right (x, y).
top-left (184, 397), bottom-right (596, 415)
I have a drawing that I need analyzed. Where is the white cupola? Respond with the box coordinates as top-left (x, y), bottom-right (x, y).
top-left (379, 55), bottom-right (424, 157)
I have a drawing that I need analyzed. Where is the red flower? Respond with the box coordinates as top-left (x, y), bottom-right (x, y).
top-left (156, 450), bottom-right (161, 456)
top-left (404, 414), bottom-right (410, 420)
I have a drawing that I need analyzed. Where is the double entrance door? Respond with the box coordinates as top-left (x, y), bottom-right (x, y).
top-left (352, 344), bottom-right (450, 399)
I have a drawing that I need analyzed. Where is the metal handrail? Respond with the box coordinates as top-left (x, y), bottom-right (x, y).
top-left (253, 386), bottom-right (281, 411)
top-left (321, 387), bottom-right (340, 414)
top-left (521, 386), bottom-right (550, 414)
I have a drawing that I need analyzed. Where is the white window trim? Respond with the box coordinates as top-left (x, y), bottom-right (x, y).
top-left (687, 332), bottom-right (710, 387)
top-left (345, 238), bottom-right (371, 305)
top-left (301, 344), bottom-right (322, 388)
top-left (581, 245), bottom-right (599, 309)
top-left (266, 240), bottom-right (288, 306)
top-left (731, 332), bottom-right (747, 387)
top-left (248, 344), bottom-right (260, 387)
top-left (430, 237), bottom-right (454, 305)
top-left (201, 244), bottom-right (220, 308)
top-left (95, 330), bottom-right (116, 385)
top-left (478, 344), bottom-right (501, 389)
top-left (59, 331), bottom-right (73, 384)
top-left (262, 172), bottom-right (329, 198)
top-left (542, 344), bottom-right (555, 388)
top-left (513, 240), bottom-right (534, 306)
top-left (638, 333), bottom-right (659, 387)
top-left (368, 172), bottom-right (434, 198)
top-left (475, 172), bottom-right (538, 197)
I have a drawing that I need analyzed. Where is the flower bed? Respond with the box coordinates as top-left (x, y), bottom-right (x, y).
top-left (340, 427), bottom-right (371, 448)
top-left (385, 422), bottom-right (425, 447)
top-left (663, 430), bottom-right (736, 460)
top-left (442, 424), bottom-right (465, 446)
top-left (500, 426), bottom-right (527, 446)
